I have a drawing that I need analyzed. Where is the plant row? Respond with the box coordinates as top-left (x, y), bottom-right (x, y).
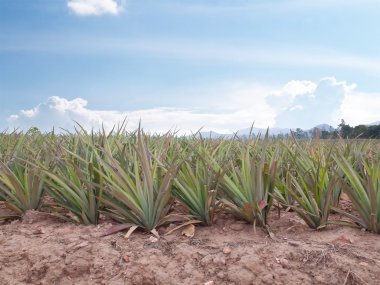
top-left (0, 126), bottom-right (379, 235)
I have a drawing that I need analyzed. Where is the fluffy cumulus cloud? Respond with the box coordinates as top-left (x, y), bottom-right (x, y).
top-left (67, 0), bottom-right (124, 16)
top-left (267, 77), bottom-right (357, 128)
top-left (7, 78), bottom-right (380, 133)
top-left (340, 91), bottom-right (380, 126)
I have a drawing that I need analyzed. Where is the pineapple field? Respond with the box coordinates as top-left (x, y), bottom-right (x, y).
top-left (0, 126), bottom-right (379, 285)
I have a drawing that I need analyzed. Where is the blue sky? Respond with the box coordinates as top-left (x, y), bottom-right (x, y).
top-left (1, 0), bottom-right (380, 133)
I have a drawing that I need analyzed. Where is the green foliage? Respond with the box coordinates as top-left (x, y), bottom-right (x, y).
top-left (203, 133), bottom-right (278, 228)
top-left (98, 131), bottom-right (184, 233)
top-left (334, 154), bottom-right (380, 233)
top-left (338, 119), bottom-right (380, 139)
top-left (43, 131), bottom-right (104, 224)
top-left (173, 152), bottom-right (221, 226)
top-left (274, 141), bottom-right (339, 229)
top-left (0, 159), bottom-right (46, 217)
top-left (0, 125), bottom-right (379, 236)
top-left (0, 129), bottom-right (48, 219)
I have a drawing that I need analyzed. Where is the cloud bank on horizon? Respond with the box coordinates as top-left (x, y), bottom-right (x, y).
top-left (7, 77), bottom-right (379, 134)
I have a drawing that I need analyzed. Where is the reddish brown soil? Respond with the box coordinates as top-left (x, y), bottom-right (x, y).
top-left (1, 210), bottom-right (379, 285)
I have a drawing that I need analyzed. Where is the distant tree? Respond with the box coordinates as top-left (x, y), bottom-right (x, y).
top-left (294, 128), bottom-right (307, 139)
top-left (337, 120), bottom-right (380, 139)
top-left (364, 125), bottom-right (380, 138)
top-left (351, 125), bottom-right (367, 138)
top-left (338, 119), bottom-right (352, 138)
top-left (272, 120), bottom-right (379, 140)
top-left (321, 130), bottom-right (331, 139)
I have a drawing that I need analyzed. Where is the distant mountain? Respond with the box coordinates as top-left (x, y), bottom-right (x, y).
top-left (309, 124), bottom-right (335, 132)
top-left (198, 121), bottom-right (380, 139)
top-left (236, 127), bottom-right (291, 137)
top-left (198, 131), bottom-right (226, 139)
top-left (199, 124), bottom-right (335, 139)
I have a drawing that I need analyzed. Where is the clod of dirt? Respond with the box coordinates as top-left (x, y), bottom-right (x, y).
top-left (213, 253), bottom-right (226, 265)
top-left (288, 240), bottom-right (301, 247)
top-left (64, 258), bottom-right (90, 278)
top-left (217, 271), bottom-right (225, 279)
top-left (32, 228), bottom-right (45, 235)
top-left (222, 246), bottom-right (232, 255)
top-left (334, 235), bottom-right (354, 244)
top-left (276, 257), bottom-right (290, 268)
top-left (22, 210), bottom-right (49, 224)
top-left (229, 223), bottom-right (244, 231)
top-left (200, 254), bottom-right (213, 266)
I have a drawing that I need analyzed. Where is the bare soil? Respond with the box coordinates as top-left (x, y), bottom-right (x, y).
top-left (1, 210), bottom-right (379, 285)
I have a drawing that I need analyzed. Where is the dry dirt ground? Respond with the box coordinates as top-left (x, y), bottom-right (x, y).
top-left (1, 209), bottom-right (379, 285)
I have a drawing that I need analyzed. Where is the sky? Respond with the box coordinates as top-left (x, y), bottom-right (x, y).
top-left (1, 0), bottom-right (380, 134)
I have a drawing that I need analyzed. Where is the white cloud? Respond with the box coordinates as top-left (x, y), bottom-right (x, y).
top-left (6, 78), bottom-right (380, 133)
top-left (280, 80), bottom-right (317, 98)
top-left (67, 0), bottom-right (124, 16)
top-left (289, 105), bottom-right (304, 111)
top-left (266, 77), bottom-right (374, 128)
top-left (6, 95), bottom-right (274, 134)
top-left (340, 91), bottom-right (380, 126)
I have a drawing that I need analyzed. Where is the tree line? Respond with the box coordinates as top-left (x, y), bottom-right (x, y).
top-left (274, 120), bottom-right (380, 139)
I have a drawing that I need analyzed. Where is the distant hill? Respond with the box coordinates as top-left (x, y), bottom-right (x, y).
top-left (198, 131), bottom-right (226, 139)
top-left (199, 123), bottom-right (335, 138)
top-left (198, 121), bottom-right (380, 139)
top-left (311, 124), bottom-right (334, 132)
top-left (236, 127), bottom-right (290, 137)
